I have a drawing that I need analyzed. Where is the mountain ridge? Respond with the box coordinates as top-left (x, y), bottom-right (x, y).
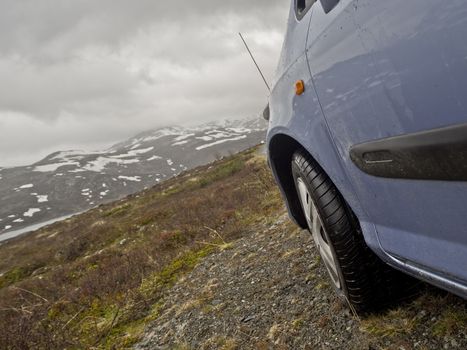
top-left (0, 117), bottom-right (267, 239)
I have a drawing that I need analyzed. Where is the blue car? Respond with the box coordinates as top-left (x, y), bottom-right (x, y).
top-left (266, 0), bottom-right (467, 312)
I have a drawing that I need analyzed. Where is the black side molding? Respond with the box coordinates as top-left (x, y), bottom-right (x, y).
top-left (350, 123), bottom-right (467, 181)
top-left (263, 104), bottom-right (270, 121)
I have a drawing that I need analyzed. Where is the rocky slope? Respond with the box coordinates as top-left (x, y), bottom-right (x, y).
top-left (0, 117), bottom-right (267, 240)
top-left (136, 213), bottom-right (467, 350)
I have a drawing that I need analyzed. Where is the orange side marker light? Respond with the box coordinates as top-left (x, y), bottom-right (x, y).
top-left (295, 80), bottom-right (305, 95)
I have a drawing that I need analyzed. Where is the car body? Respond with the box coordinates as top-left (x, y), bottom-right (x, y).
top-left (266, 0), bottom-right (467, 300)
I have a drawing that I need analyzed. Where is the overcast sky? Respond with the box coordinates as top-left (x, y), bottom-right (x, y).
top-left (0, 0), bottom-right (289, 167)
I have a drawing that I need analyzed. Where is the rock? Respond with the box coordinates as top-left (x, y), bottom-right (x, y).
top-left (241, 315), bottom-right (255, 323)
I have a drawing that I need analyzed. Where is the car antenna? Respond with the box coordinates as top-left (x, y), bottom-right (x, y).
top-left (239, 32), bottom-right (271, 92)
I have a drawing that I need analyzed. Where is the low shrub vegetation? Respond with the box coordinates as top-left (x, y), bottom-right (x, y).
top-left (0, 147), bottom-right (283, 349)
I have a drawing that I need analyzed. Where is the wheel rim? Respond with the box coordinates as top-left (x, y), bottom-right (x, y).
top-left (296, 177), bottom-right (341, 289)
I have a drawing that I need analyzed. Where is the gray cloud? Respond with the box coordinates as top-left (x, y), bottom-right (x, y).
top-left (0, 0), bottom-right (290, 166)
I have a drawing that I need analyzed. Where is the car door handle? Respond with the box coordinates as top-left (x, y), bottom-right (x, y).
top-left (320, 0), bottom-right (340, 13)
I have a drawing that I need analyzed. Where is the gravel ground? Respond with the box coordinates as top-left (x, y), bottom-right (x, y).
top-left (136, 213), bottom-right (467, 350)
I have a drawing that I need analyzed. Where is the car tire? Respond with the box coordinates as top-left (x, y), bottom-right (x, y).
top-left (291, 149), bottom-right (417, 313)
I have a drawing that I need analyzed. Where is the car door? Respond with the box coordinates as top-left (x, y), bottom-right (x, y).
top-left (307, 0), bottom-right (467, 283)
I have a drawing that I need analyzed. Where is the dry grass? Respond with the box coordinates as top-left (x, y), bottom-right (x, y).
top-left (360, 308), bottom-right (419, 339)
top-left (360, 291), bottom-right (467, 344)
top-left (0, 147), bottom-right (284, 349)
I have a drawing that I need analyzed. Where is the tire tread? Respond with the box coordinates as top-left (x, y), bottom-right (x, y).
top-left (291, 149), bottom-right (418, 313)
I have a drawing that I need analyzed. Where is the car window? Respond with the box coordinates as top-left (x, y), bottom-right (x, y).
top-left (296, 0), bottom-right (316, 20)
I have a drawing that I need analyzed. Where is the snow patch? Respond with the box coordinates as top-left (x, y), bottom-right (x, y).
top-left (24, 208), bottom-right (41, 217)
top-left (19, 184), bottom-right (34, 189)
top-left (172, 140), bottom-right (189, 146)
top-left (226, 127), bottom-right (253, 134)
top-left (206, 131), bottom-right (236, 139)
top-left (83, 157), bottom-right (139, 172)
top-left (36, 195), bottom-right (49, 203)
top-left (196, 135), bottom-right (247, 150)
top-left (112, 147), bottom-right (154, 158)
top-left (51, 150), bottom-right (103, 161)
top-left (81, 188), bottom-right (92, 197)
top-left (133, 128), bottom-right (186, 144)
top-left (34, 162), bottom-right (79, 172)
top-left (174, 133), bottom-right (195, 142)
top-left (147, 155), bottom-right (162, 161)
top-left (118, 175), bottom-right (141, 182)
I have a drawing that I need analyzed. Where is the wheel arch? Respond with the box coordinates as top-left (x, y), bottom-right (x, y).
top-left (268, 133), bottom-right (313, 229)
top-left (268, 131), bottom-right (365, 231)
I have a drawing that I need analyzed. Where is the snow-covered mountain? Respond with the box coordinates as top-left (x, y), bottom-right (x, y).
top-left (0, 117), bottom-right (267, 239)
